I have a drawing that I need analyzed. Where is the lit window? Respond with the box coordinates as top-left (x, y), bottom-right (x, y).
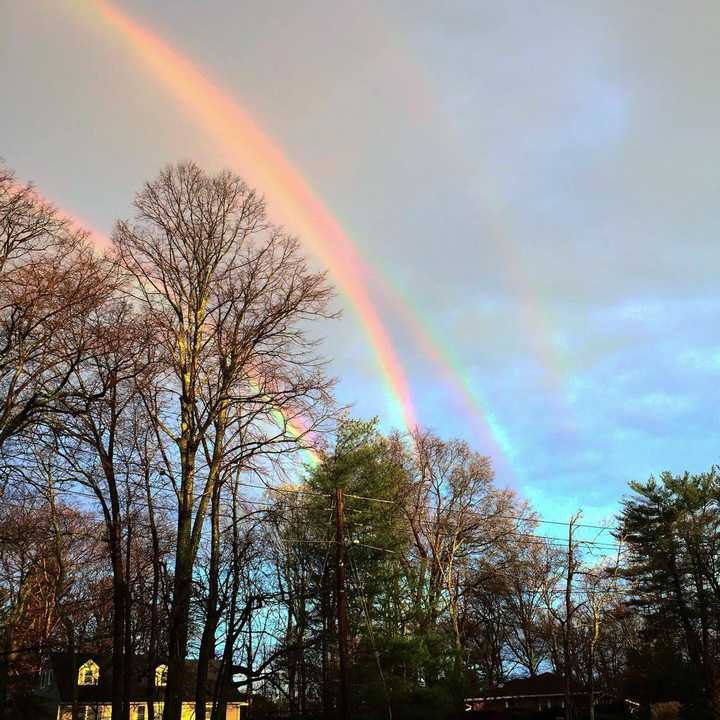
top-left (82, 706), bottom-right (99, 720)
top-left (136, 705), bottom-right (146, 720)
top-left (78, 660), bottom-right (99, 686)
top-left (154, 664), bottom-right (168, 687)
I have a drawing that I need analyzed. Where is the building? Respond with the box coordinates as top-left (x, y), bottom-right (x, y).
top-left (465, 672), bottom-right (604, 714)
top-left (35, 653), bottom-right (248, 720)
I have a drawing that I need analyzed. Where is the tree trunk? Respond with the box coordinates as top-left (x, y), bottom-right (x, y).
top-left (335, 487), bottom-right (350, 720)
top-left (66, 624), bottom-right (78, 720)
top-left (588, 636), bottom-right (595, 720)
top-left (195, 483), bottom-right (222, 720)
top-left (123, 511), bottom-right (134, 720)
top-left (0, 633), bottom-right (16, 720)
top-left (164, 492), bottom-right (194, 720)
top-left (110, 533), bottom-right (127, 720)
top-left (564, 517), bottom-right (577, 720)
top-left (321, 562), bottom-right (333, 720)
top-left (146, 518), bottom-right (161, 720)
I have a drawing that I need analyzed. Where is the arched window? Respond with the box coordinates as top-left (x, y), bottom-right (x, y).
top-left (77, 660), bottom-right (99, 686)
top-left (154, 664), bottom-right (168, 687)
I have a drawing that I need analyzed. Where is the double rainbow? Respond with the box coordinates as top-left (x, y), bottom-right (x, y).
top-left (67, 0), bottom-right (520, 480)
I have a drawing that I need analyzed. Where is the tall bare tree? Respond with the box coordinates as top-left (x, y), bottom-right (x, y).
top-left (113, 162), bottom-right (335, 720)
top-left (541, 512), bottom-right (584, 720)
top-left (0, 165), bottom-right (116, 462)
top-left (48, 299), bottom-right (154, 720)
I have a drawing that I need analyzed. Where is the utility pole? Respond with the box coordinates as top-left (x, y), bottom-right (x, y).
top-left (564, 513), bottom-right (580, 720)
top-left (335, 487), bottom-right (350, 720)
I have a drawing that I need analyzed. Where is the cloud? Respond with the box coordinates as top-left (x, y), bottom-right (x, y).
top-left (6, 0), bottom-right (720, 524)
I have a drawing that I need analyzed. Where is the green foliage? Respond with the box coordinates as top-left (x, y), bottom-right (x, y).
top-left (305, 418), bottom-right (409, 609)
top-left (297, 421), bottom-right (521, 716)
top-left (620, 468), bottom-right (720, 713)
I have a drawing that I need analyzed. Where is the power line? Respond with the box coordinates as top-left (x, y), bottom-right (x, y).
top-left (4, 478), bottom-right (620, 536)
top-left (342, 491), bottom-right (617, 532)
top-left (12, 479), bottom-right (717, 555)
top-left (0, 483), bottom-right (623, 551)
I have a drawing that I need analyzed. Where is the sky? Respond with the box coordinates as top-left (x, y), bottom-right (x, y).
top-left (3, 0), bottom-right (720, 539)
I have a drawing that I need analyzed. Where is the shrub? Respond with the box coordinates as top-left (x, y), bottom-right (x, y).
top-left (650, 702), bottom-right (682, 720)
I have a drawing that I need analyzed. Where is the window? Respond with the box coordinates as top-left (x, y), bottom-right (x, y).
top-left (39, 669), bottom-right (54, 688)
top-left (77, 660), bottom-right (100, 686)
top-left (81, 706), bottom-right (99, 720)
top-left (136, 705), bottom-right (146, 720)
top-left (154, 664), bottom-right (168, 687)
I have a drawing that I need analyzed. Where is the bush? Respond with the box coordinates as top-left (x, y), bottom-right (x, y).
top-left (650, 702), bottom-right (682, 720)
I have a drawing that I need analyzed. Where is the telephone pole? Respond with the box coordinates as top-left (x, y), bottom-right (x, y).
top-left (335, 486), bottom-right (350, 719)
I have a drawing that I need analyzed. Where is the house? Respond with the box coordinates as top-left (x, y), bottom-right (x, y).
top-left (465, 672), bottom-right (606, 714)
top-left (35, 652), bottom-right (248, 720)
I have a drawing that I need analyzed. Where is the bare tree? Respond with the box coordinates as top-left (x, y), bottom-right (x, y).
top-left (46, 297), bottom-right (154, 720)
top-left (397, 432), bottom-right (525, 643)
top-left (540, 512), bottom-right (584, 720)
top-left (133, 426), bottom-right (173, 720)
top-left (0, 165), bottom-right (116, 462)
top-left (0, 481), bottom-right (105, 718)
top-left (113, 163), bottom-right (335, 720)
top-left (502, 541), bottom-right (553, 677)
top-left (581, 549), bottom-right (623, 720)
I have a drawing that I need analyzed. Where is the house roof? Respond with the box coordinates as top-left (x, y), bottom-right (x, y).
top-left (48, 653), bottom-right (243, 704)
top-left (478, 672), bottom-right (586, 699)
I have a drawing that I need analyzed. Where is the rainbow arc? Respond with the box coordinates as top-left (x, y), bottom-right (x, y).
top-left (65, 0), bottom-right (523, 481)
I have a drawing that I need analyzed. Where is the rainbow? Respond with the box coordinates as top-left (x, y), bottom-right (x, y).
top-left (69, 0), bottom-right (523, 481)
top-left (244, 374), bottom-right (324, 467)
top-left (268, 409), bottom-right (322, 468)
top-left (75, 0), bottom-right (417, 432)
top-left (5, 179), bottom-right (111, 251)
top-left (384, 293), bottom-right (518, 473)
top-left (61, 209), bottom-right (112, 251)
